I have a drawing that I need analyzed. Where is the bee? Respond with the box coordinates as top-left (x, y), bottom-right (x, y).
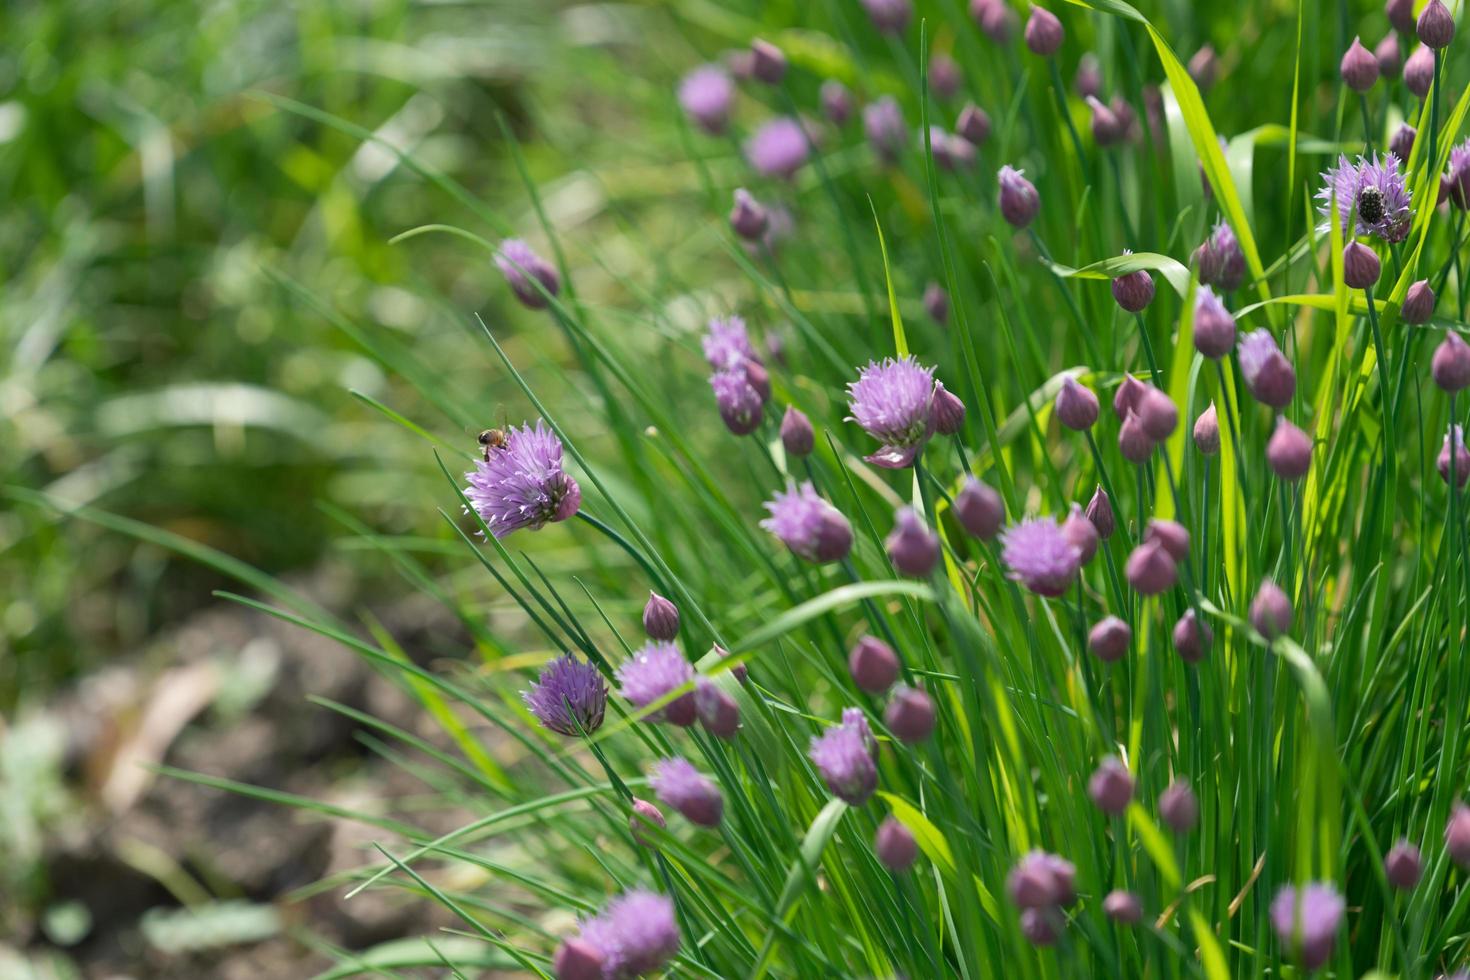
top-left (478, 427), bottom-right (509, 461)
top-left (1357, 186), bottom-right (1386, 226)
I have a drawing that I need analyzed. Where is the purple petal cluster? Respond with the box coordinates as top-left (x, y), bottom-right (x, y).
top-left (703, 315), bottom-right (759, 371)
top-left (864, 97), bottom-right (907, 163)
top-left (495, 239), bottom-right (561, 309)
top-left (1270, 882), bottom-right (1345, 970)
top-left (1194, 221), bottom-right (1246, 292)
top-left (464, 421), bottom-right (581, 538)
top-left (1000, 517), bottom-right (1082, 596)
top-left (522, 654), bottom-right (607, 736)
top-left (616, 642), bottom-right (695, 724)
top-left (746, 117), bottom-right (811, 179)
top-left (650, 756), bottom-right (724, 827)
top-left (809, 707), bottom-right (879, 805)
top-left (846, 356), bottom-right (938, 468)
top-left (760, 481), bottom-right (854, 563)
top-left (574, 888), bottom-right (681, 978)
top-left (1316, 153), bottom-right (1412, 243)
top-left (678, 65), bottom-right (734, 135)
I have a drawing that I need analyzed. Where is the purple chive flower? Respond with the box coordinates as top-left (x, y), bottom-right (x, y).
top-left (1390, 123), bottom-right (1416, 164)
top-left (972, 0), bottom-right (1016, 42)
top-left (1173, 610), bottom-right (1212, 663)
top-left (1250, 579), bottom-right (1293, 639)
top-left (1055, 376), bottom-right (1100, 430)
top-left (1385, 840), bottom-right (1424, 890)
top-left (1440, 424), bottom-right (1470, 488)
top-left (694, 677), bottom-right (740, 739)
top-left (1341, 36), bottom-right (1380, 91)
top-left (1088, 616), bottom-right (1132, 662)
top-left (678, 64), bottom-right (735, 134)
top-left (1021, 908), bottom-right (1060, 946)
top-left (761, 481), bottom-right (854, 563)
top-left (617, 642), bottom-right (696, 725)
top-left (809, 707), bottom-right (879, 805)
top-left (1086, 485), bottom-right (1115, 539)
top-left (862, 0), bottom-right (913, 34)
top-left (1104, 890), bottom-right (1143, 924)
top-left (884, 685), bottom-right (936, 742)
top-left (642, 592), bottom-right (679, 640)
top-left (864, 97), bottom-right (907, 163)
top-left (1343, 241), bottom-right (1382, 289)
top-left (1194, 403), bottom-right (1221, 455)
top-left (465, 421), bottom-right (581, 538)
top-left (929, 128), bottom-right (976, 171)
top-left (780, 406), bottom-right (816, 456)
top-left (1146, 519), bottom-right (1190, 562)
top-left (1159, 780), bottom-right (1200, 832)
top-left (1024, 6), bottom-right (1064, 56)
top-left (1118, 411), bottom-right (1156, 464)
top-left (930, 381), bottom-right (966, 434)
top-left (554, 937), bottom-right (605, 980)
top-left (1446, 140), bottom-right (1470, 208)
top-left (651, 757), bottom-right (724, 827)
top-left (1434, 332), bottom-right (1470, 392)
top-left (956, 477), bottom-right (1005, 539)
top-left (1075, 54), bottom-right (1102, 98)
top-left (750, 38), bottom-right (788, 84)
top-left (1447, 803), bottom-right (1470, 866)
top-left (1194, 220), bottom-right (1246, 292)
top-left (1418, 0), bottom-right (1456, 48)
top-left (1267, 416), bottom-right (1314, 480)
top-left (1189, 44), bottom-right (1219, 90)
top-left (729, 188), bottom-right (768, 241)
top-left (1001, 516), bottom-right (1082, 596)
top-left (1194, 286), bottom-right (1237, 358)
top-left (1113, 372), bottom-right (1147, 419)
top-left (821, 80), bottom-right (854, 125)
top-left (887, 507), bottom-right (941, 578)
top-left (846, 356), bottom-right (937, 468)
top-left (702, 315), bottom-right (758, 371)
top-left (930, 53), bottom-right (962, 99)
top-left (1125, 539), bottom-right (1178, 595)
top-left (924, 281), bottom-right (951, 325)
top-left (1239, 329), bottom-right (1297, 407)
top-left (711, 369), bottom-right (763, 435)
top-left (523, 654), bottom-right (608, 736)
top-left (629, 798), bottom-right (666, 847)
top-left (1404, 279), bottom-right (1437, 324)
top-left (1405, 44), bottom-right (1435, 98)
top-left (957, 103), bottom-right (992, 146)
top-left (495, 239), bottom-right (561, 309)
top-left (1087, 96), bottom-right (1124, 147)
top-left (1062, 504), bottom-right (1099, 564)
top-left (1377, 35), bottom-right (1403, 77)
top-left (1388, 0), bottom-right (1416, 34)
top-left (1270, 883), bottom-right (1345, 970)
top-left (746, 116), bottom-right (811, 179)
top-left (575, 889), bottom-right (681, 979)
top-left (1112, 251), bottom-right (1156, 312)
top-left (998, 165), bottom-right (1040, 227)
top-left (850, 636), bottom-right (901, 693)
top-left (1138, 386), bottom-right (1178, 440)
top-left (1008, 851), bottom-right (1074, 908)
top-left (1316, 153), bottom-right (1413, 243)
top-left (1089, 757), bottom-right (1136, 815)
top-left (874, 816), bottom-right (919, 870)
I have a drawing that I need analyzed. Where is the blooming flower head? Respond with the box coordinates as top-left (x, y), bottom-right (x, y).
top-left (1001, 517), bottom-right (1082, 596)
top-left (1316, 153), bottom-right (1412, 243)
top-left (846, 356), bottom-right (937, 468)
top-left (650, 757), bottom-right (724, 827)
top-left (522, 654), bottom-right (607, 736)
top-left (760, 481), bottom-right (854, 563)
top-left (703, 315), bottom-right (758, 371)
top-left (678, 64), bottom-right (734, 134)
top-left (495, 239), bottom-right (560, 309)
top-left (576, 888), bottom-right (681, 978)
top-left (809, 707), bottom-right (878, 805)
top-left (616, 642), bottom-right (695, 724)
top-left (464, 421), bottom-right (580, 538)
top-left (1270, 882), bottom-right (1345, 970)
top-left (746, 117), bottom-right (811, 179)
top-left (864, 96), bottom-right (906, 163)
top-left (711, 369), bottom-right (763, 435)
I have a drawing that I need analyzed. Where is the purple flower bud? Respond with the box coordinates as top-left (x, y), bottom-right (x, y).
top-left (1403, 279), bottom-right (1436, 324)
top-left (1020, 908), bottom-right (1060, 945)
top-left (496, 239), bottom-right (561, 310)
top-left (1434, 332), bottom-right (1470, 391)
top-left (1267, 416), bottom-right (1314, 480)
top-left (695, 677), bottom-right (741, 739)
top-left (1377, 34), bottom-right (1403, 77)
top-left (929, 128), bottom-right (976, 172)
top-left (957, 103), bottom-right (992, 146)
top-left (1112, 258), bottom-right (1156, 313)
top-left (1087, 95), bottom-right (1124, 146)
top-left (1249, 579), bottom-right (1293, 639)
top-left (1343, 241), bottom-right (1382, 289)
top-left (1001, 516), bottom-right (1082, 596)
top-left (1075, 53), bottom-right (1102, 98)
top-left (887, 507), bottom-right (941, 578)
top-left (780, 406), bottom-right (816, 456)
top-left (651, 757), bottom-right (723, 827)
top-left (643, 591), bottom-right (680, 640)
top-left (1388, 0), bottom-right (1417, 34)
top-left (1104, 890), bottom-right (1143, 924)
top-left (930, 53), bottom-right (962, 99)
top-left (678, 64), bottom-right (735, 135)
top-left (1088, 615), bottom-right (1132, 662)
top-left (971, 0), bottom-right (1015, 41)
top-left (715, 645), bottom-right (748, 685)
top-left (1089, 757), bottom-right (1135, 815)
top-left (885, 685), bottom-right (936, 743)
top-left (1113, 373), bottom-right (1147, 419)
top-left (1173, 610), bottom-right (1212, 663)
top-left (1341, 36), bottom-right (1381, 91)
top-left (629, 798), bottom-right (666, 847)
top-left (850, 636), bottom-right (901, 693)
top-left (746, 116), bottom-right (811, 179)
top-left (750, 38), bottom-right (788, 84)
top-left (810, 708), bottom-right (878, 805)
top-left (1024, 6), bottom-right (1064, 56)
top-left (1418, 0), bottom-right (1456, 48)
top-left (956, 478), bottom-right (1005, 539)
top-left (1441, 425), bottom-right (1470, 488)
top-left (1195, 221), bottom-right (1246, 292)
top-left (729, 188), bottom-right (769, 241)
top-left (1194, 403), bottom-right (1221, 455)
top-left (1239, 329), bottom-right (1297, 407)
top-left (1405, 44), bottom-right (1435, 97)
top-left (1390, 123), bottom-right (1416, 164)
top-left (1270, 883), bottom-right (1344, 970)
top-left (1056, 376), bottom-right (1100, 430)
top-left (725, 49), bottom-right (755, 81)
top-left (761, 481), bottom-right (854, 563)
top-left (1008, 851), bottom-right (1070, 907)
top-left (820, 80), bottom-right (854, 125)
top-left (864, 97), bottom-right (907, 163)
top-left (1062, 504), bottom-right (1099, 564)
top-left (862, 0), bottom-right (913, 34)
top-left (1159, 780), bottom-right (1200, 832)
top-left (930, 381), bottom-right (966, 434)
top-left (1086, 485), bottom-right (1115, 539)
top-left (523, 654), bottom-right (608, 736)
top-left (1447, 803), bottom-right (1470, 866)
top-left (576, 890), bottom-right (680, 979)
top-left (874, 816), bottom-right (919, 870)
top-left (924, 281), bottom-right (950, 325)
top-left (1385, 840), bottom-right (1423, 889)
top-left (1137, 386), bottom-right (1179, 440)
top-left (554, 938), bottom-right (606, 980)
top-left (1145, 519), bottom-right (1190, 562)
top-left (618, 642), bottom-right (697, 726)
top-left (711, 369), bottom-right (763, 435)
top-left (998, 165), bottom-right (1040, 227)
top-left (743, 359), bottom-right (772, 404)
top-left (1194, 286), bottom-right (1238, 358)
top-left (1119, 411), bottom-right (1156, 463)
top-left (1188, 44), bottom-right (1219, 90)
top-left (1125, 539), bottom-right (1178, 594)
